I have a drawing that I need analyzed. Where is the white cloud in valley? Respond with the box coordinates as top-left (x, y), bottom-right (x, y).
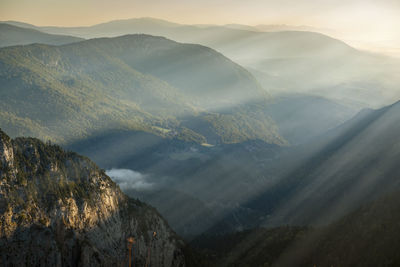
top-left (106, 168), bottom-right (153, 190)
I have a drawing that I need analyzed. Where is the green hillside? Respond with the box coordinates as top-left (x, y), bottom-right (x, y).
top-left (0, 34), bottom-right (284, 145)
top-left (16, 17), bottom-right (398, 108)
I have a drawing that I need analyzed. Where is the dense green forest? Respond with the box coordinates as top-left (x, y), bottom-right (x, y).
top-left (0, 34), bottom-right (284, 146)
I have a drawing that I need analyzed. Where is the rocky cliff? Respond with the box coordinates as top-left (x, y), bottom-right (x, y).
top-left (0, 129), bottom-right (186, 266)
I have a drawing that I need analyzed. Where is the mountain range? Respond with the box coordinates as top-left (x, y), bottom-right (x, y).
top-left (0, 23), bottom-right (83, 48)
top-left (0, 33), bottom-right (284, 146)
top-left (2, 20), bottom-right (399, 238)
top-left (3, 18), bottom-right (399, 148)
top-left (4, 17), bottom-right (400, 108)
top-left (1, 16), bottom-right (400, 266)
top-left (4, 19), bottom-right (394, 145)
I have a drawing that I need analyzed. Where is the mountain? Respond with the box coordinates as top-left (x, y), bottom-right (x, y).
top-left (4, 18), bottom-right (399, 241)
top-left (244, 100), bottom-right (400, 227)
top-left (0, 34), bottom-right (284, 146)
top-left (2, 18), bottom-right (350, 58)
top-left (9, 17), bottom-right (400, 108)
top-left (3, 18), bottom-right (183, 39)
top-left (0, 23), bottom-right (83, 47)
top-left (0, 128), bottom-right (187, 266)
top-left (0, 29), bottom-right (285, 240)
top-left (5, 18), bottom-right (355, 64)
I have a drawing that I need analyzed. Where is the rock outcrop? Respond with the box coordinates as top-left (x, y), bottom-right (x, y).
top-left (0, 129), bottom-right (186, 266)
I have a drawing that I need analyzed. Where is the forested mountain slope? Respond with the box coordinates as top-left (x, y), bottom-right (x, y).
top-left (0, 34), bottom-right (284, 146)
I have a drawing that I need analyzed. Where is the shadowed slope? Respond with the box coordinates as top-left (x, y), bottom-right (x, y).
top-left (246, 100), bottom-right (400, 227)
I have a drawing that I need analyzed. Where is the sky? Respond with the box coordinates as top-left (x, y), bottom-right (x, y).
top-left (1, 0), bottom-right (399, 56)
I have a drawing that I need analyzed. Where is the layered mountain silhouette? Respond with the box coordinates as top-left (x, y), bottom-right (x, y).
top-left (5, 17), bottom-right (399, 107)
top-left (0, 23), bottom-right (83, 48)
top-left (1, 17), bottom-right (400, 267)
top-left (3, 18), bottom-right (388, 145)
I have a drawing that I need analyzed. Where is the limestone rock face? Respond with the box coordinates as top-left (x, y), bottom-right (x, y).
top-left (0, 129), bottom-right (186, 267)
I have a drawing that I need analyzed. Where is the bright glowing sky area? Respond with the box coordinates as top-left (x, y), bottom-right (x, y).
top-left (1, 0), bottom-right (399, 57)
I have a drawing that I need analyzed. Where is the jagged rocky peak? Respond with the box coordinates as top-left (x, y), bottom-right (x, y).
top-left (0, 129), bottom-right (186, 267)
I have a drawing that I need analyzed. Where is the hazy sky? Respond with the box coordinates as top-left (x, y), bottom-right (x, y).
top-left (1, 0), bottom-right (399, 56)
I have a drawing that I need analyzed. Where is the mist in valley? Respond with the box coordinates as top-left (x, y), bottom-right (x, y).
top-left (1, 1), bottom-right (400, 266)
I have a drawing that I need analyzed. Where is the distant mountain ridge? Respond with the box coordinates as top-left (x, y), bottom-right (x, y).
top-left (0, 23), bottom-right (83, 48)
top-left (3, 18), bottom-right (354, 59)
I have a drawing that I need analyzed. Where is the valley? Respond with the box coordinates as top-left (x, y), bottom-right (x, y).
top-left (1, 9), bottom-right (400, 266)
